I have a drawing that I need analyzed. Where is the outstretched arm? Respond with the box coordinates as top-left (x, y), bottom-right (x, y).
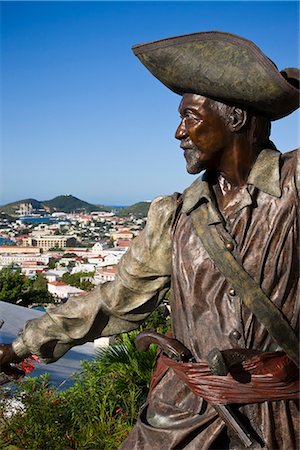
top-left (3, 195), bottom-right (177, 365)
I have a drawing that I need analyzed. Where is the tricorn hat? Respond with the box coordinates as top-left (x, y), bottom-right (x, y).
top-left (132, 31), bottom-right (299, 120)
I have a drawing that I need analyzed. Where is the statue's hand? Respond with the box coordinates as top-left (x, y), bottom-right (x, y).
top-left (0, 344), bottom-right (25, 384)
top-left (0, 343), bottom-right (23, 366)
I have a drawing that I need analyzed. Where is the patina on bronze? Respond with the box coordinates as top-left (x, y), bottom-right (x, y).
top-left (0, 31), bottom-right (299, 449)
top-left (190, 203), bottom-right (300, 367)
top-left (136, 330), bottom-right (255, 447)
top-left (132, 31), bottom-right (299, 120)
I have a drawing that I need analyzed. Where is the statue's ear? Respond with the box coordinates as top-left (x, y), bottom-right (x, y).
top-left (228, 108), bottom-right (247, 132)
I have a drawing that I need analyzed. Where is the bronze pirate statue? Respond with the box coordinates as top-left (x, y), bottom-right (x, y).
top-left (0, 31), bottom-right (299, 449)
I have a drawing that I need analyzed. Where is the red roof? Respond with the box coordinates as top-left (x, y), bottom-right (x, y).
top-left (116, 240), bottom-right (131, 247)
top-left (48, 281), bottom-right (67, 286)
top-left (100, 267), bottom-right (117, 274)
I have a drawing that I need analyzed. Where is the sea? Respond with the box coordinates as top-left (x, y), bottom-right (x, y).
top-left (19, 217), bottom-right (70, 224)
top-left (0, 237), bottom-right (15, 245)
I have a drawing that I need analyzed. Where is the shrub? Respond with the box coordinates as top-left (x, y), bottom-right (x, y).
top-left (0, 304), bottom-right (171, 449)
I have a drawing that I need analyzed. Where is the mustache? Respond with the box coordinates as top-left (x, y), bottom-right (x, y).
top-left (180, 140), bottom-right (197, 150)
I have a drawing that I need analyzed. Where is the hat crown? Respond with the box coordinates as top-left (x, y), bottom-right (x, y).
top-left (132, 31), bottom-right (299, 120)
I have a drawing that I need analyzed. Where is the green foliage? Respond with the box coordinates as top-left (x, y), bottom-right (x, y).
top-left (0, 198), bottom-right (42, 216)
top-left (62, 271), bottom-right (95, 291)
top-left (107, 237), bottom-right (115, 248)
top-left (0, 332), bottom-right (157, 449)
top-left (43, 195), bottom-right (102, 214)
top-left (0, 374), bottom-right (72, 450)
top-left (0, 267), bottom-right (30, 303)
top-left (31, 273), bottom-right (48, 291)
top-left (0, 212), bottom-right (16, 222)
top-left (22, 274), bottom-right (55, 307)
top-left (140, 303), bottom-right (171, 334)
top-left (0, 302), bottom-right (171, 449)
top-left (96, 331), bottom-right (157, 390)
top-left (63, 253), bottom-right (77, 258)
top-left (0, 269), bottom-right (55, 307)
top-left (47, 258), bottom-right (58, 270)
top-left (0, 195), bottom-right (111, 215)
top-left (1, 196), bottom-right (154, 217)
top-left (116, 202), bottom-right (150, 218)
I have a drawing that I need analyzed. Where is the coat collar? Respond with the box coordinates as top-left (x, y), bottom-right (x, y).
top-left (182, 148), bottom-right (282, 215)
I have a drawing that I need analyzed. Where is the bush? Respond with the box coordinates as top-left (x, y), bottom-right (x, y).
top-left (0, 305), bottom-right (171, 449)
top-left (0, 267), bottom-right (31, 304)
top-left (0, 374), bottom-right (71, 450)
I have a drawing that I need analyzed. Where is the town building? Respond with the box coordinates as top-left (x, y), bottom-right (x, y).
top-left (22, 235), bottom-right (77, 251)
top-left (95, 266), bottom-right (117, 283)
top-left (47, 281), bottom-right (85, 300)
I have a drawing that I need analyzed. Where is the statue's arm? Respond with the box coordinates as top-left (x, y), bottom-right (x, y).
top-left (9, 195), bottom-right (176, 364)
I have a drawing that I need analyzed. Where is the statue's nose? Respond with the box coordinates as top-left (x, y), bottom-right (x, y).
top-left (175, 120), bottom-right (187, 140)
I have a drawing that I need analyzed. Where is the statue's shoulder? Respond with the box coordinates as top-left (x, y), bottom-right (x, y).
top-left (281, 147), bottom-right (299, 161)
top-left (148, 174), bottom-right (208, 220)
top-left (281, 148), bottom-right (300, 195)
top-left (146, 192), bottom-right (182, 224)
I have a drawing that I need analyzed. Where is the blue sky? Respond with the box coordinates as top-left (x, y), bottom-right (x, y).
top-left (1, 1), bottom-right (299, 206)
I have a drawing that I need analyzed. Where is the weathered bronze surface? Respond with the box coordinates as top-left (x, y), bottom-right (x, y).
top-left (132, 31), bottom-right (299, 120)
top-left (1, 31), bottom-right (299, 449)
top-left (136, 330), bottom-right (256, 447)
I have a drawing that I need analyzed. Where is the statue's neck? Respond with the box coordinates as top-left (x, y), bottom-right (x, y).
top-left (217, 136), bottom-right (260, 188)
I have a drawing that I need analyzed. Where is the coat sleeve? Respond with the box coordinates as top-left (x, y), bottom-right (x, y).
top-left (12, 195), bottom-right (177, 363)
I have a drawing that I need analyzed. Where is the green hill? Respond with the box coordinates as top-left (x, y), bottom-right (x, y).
top-left (117, 201), bottom-right (151, 218)
top-left (0, 211), bottom-right (16, 222)
top-left (0, 198), bottom-right (43, 215)
top-left (0, 196), bottom-right (151, 217)
top-left (43, 195), bottom-right (102, 213)
top-left (0, 195), bottom-right (112, 215)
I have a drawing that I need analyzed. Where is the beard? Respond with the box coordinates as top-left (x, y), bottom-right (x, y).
top-left (183, 148), bottom-right (203, 174)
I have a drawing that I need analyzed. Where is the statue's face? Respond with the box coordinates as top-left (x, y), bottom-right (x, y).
top-left (175, 94), bottom-right (232, 174)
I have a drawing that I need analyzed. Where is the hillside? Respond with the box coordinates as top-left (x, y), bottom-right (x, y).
top-left (42, 195), bottom-right (104, 213)
top-left (0, 196), bottom-right (151, 217)
top-left (0, 198), bottom-right (43, 215)
top-left (0, 212), bottom-right (16, 222)
top-left (117, 201), bottom-right (151, 218)
top-left (0, 195), bottom-right (112, 215)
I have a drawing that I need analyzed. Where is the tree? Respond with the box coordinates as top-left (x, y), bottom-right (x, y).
top-left (0, 266), bottom-right (30, 303)
top-left (63, 252), bottom-right (77, 258)
top-left (108, 237), bottom-right (115, 248)
top-left (31, 273), bottom-right (48, 291)
top-left (22, 273), bottom-right (55, 307)
top-left (62, 271), bottom-right (95, 291)
top-left (47, 258), bottom-right (58, 270)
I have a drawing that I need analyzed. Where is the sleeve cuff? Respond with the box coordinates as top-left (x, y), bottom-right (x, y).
top-left (12, 336), bottom-right (30, 358)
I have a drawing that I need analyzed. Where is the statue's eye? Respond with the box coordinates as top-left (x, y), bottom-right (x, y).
top-left (184, 110), bottom-right (198, 120)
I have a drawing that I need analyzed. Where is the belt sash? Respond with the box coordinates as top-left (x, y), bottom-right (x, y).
top-left (152, 351), bottom-right (300, 405)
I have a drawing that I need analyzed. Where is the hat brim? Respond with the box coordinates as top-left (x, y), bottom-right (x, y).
top-left (132, 31), bottom-right (299, 120)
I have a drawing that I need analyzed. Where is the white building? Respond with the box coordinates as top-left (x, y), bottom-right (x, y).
top-left (43, 269), bottom-right (69, 282)
top-left (0, 254), bottom-right (49, 268)
top-left (71, 263), bottom-right (96, 274)
top-left (95, 266), bottom-right (117, 283)
top-left (47, 281), bottom-right (84, 300)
